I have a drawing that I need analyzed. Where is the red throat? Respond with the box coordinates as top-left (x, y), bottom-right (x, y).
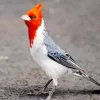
top-left (26, 19), bottom-right (42, 48)
top-left (24, 3), bottom-right (43, 48)
top-left (28, 28), bottom-right (36, 48)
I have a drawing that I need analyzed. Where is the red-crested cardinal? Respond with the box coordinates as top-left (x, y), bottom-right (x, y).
top-left (21, 3), bottom-right (100, 100)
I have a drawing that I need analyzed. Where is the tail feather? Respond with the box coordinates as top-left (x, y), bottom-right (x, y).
top-left (82, 71), bottom-right (100, 86)
top-left (86, 76), bottom-right (100, 86)
top-left (74, 70), bottom-right (100, 86)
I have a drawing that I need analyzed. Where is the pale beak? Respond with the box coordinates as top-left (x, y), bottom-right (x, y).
top-left (21, 14), bottom-right (31, 21)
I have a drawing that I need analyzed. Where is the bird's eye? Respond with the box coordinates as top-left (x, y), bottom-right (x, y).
top-left (29, 15), bottom-right (37, 19)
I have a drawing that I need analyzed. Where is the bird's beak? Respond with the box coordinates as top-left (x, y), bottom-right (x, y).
top-left (21, 14), bottom-right (31, 21)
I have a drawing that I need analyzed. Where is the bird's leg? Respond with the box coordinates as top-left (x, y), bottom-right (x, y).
top-left (37, 79), bottom-right (53, 95)
top-left (43, 79), bottom-right (53, 91)
top-left (46, 86), bottom-right (56, 100)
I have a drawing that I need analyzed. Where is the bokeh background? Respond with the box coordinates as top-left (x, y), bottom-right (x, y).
top-left (0, 0), bottom-right (100, 100)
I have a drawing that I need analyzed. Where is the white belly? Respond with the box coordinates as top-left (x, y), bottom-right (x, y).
top-left (30, 47), bottom-right (72, 80)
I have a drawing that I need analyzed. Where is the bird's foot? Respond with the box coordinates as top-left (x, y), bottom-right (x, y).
top-left (26, 89), bottom-right (47, 95)
top-left (26, 86), bottom-right (50, 96)
top-left (35, 88), bottom-right (49, 95)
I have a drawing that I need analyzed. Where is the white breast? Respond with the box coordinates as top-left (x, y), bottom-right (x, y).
top-left (30, 19), bottom-right (72, 85)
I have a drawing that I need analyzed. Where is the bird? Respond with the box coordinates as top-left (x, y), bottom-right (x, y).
top-left (21, 3), bottom-right (100, 100)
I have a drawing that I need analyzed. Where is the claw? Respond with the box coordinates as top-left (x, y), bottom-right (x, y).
top-left (36, 88), bottom-right (49, 95)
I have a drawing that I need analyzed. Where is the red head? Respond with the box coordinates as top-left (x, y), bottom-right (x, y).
top-left (21, 3), bottom-right (43, 47)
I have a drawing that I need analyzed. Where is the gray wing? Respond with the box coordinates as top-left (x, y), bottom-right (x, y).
top-left (43, 31), bottom-right (100, 86)
top-left (48, 52), bottom-right (80, 70)
top-left (43, 29), bottom-right (81, 70)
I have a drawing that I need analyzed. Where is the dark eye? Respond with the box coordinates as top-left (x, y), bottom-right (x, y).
top-left (29, 15), bottom-right (37, 19)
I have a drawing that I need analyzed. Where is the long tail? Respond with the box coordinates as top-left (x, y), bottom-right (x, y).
top-left (74, 69), bottom-right (100, 86)
top-left (86, 75), bottom-right (100, 86)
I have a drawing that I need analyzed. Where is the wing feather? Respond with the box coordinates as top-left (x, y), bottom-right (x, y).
top-left (48, 52), bottom-right (81, 70)
top-left (43, 29), bottom-right (81, 70)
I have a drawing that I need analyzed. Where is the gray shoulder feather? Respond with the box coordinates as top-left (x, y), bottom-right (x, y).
top-left (43, 29), bottom-right (81, 70)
